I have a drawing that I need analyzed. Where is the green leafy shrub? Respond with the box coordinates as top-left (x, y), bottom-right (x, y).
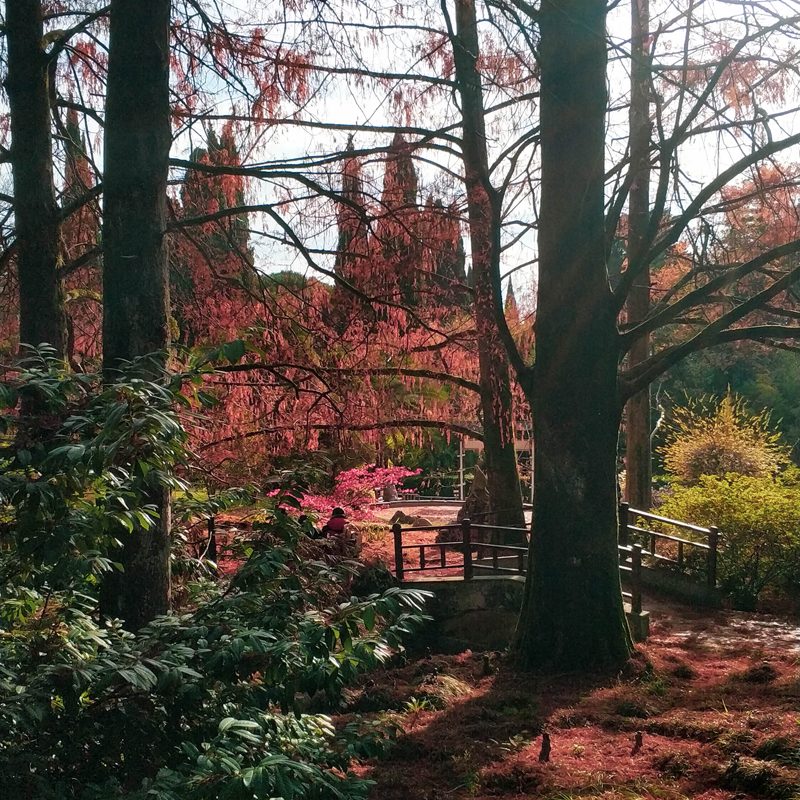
top-left (0, 521), bottom-right (429, 798)
top-left (657, 472), bottom-right (800, 609)
top-left (0, 347), bottom-right (191, 607)
top-left (0, 349), bottom-right (430, 799)
top-left (659, 394), bottom-right (790, 485)
top-left (351, 559), bottom-right (397, 596)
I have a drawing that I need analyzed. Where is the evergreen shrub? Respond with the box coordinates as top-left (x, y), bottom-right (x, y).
top-left (0, 348), bottom-right (429, 798)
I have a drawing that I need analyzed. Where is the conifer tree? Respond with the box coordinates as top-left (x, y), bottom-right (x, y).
top-left (6, 0), bottom-right (67, 357)
top-left (101, 0), bottom-right (172, 628)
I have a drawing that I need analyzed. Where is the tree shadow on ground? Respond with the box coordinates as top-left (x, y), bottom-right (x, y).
top-left (351, 649), bottom-right (638, 800)
top-left (348, 592), bottom-right (800, 800)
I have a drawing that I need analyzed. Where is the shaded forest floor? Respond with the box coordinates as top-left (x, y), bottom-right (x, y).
top-left (211, 504), bottom-right (798, 799)
top-left (336, 592), bottom-right (799, 800)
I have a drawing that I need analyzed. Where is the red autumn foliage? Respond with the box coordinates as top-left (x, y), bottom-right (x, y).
top-left (297, 464), bottom-right (422, 519)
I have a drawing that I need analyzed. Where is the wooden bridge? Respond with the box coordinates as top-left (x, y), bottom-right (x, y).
top-left (391, 503), bottom-right (720, 619)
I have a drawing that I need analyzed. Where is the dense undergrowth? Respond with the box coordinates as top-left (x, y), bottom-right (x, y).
top-left (0, 527), bottom-right (429, 799)
top-left (0, 351), bottom-right (429, 799)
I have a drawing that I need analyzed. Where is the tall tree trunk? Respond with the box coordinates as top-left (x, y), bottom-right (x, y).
top-left (6, 0), bottom-right (67, 357)
top-left (101, 0), bottom-right (172, 628)
top-left (515, 0), bottom-right (633, 670)
top-left (478, 348), bottom-right (525, 534)
top-left (624, 0), bottom-right (652, 511)
top-left (453, 0), bottom-right (525, 537)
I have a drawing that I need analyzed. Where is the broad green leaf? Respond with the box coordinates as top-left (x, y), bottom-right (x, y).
top-left (221, 339), bottom-right (246, 365)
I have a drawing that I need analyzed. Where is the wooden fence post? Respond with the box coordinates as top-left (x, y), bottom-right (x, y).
top-left (392, 523), bottom-right (404, 582)
top-left (462, 518), bottom-right (473, 581)
top-left (631, 543), bottom-right (643, 615)
top-left (618, 502), bottom-right (629, 545)
top-left (707, 526), bottom-right (718, 588)
top-left (618, 502), bottom-right (629, 563)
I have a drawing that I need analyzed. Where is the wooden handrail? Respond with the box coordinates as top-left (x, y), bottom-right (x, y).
top-left (398, 541), bottom-right (527, 556)
top-left (628, 507), bottom-right (713, 535)
top-left (395, 521), bottom-right (528, 535)
top-left (390, 505), bottom-right (718, 592)
top-left (627, 524), bottom-right (711, 550)
top-left (621, 503), bottom-right (719, 588)
top-left (399, 541), bottom-right (457, 551)
top-left (455, 541), bottom-right (528, 553)
top-left (465, 523), bottom-right (528, 534)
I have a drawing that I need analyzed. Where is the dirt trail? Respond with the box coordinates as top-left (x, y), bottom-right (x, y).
top-left (645, 592), bottom-right (800, 652)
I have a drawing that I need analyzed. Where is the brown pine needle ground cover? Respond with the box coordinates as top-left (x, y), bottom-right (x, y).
top-left (338, 593), bottom-right (799, 800)
top-left (197, 504), bottom-right (798, 799)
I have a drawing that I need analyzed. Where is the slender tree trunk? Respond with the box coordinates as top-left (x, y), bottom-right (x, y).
top-left (101, 0), bottom-right (172, 628)
top-left (478, 350), bottom-right (525, 534)
top-left (624, 0), bottom-right (652, 511)
top-left (515, 0), bottom-right (633, 670)
top-left (6, 0), bottom-right (67, 357)
top-left (453, 0), bottom-right (525, 537)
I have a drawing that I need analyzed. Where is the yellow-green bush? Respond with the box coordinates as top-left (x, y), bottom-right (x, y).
top-left (659, 395), bottom-right (790, 485)
top-left (658, 471), bottom-right (800, 609)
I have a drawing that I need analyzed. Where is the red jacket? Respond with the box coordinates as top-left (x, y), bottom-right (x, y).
top-left (324, 515), bottom-right (347, 534)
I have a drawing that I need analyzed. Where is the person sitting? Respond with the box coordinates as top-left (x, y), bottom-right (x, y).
top-left (321, 507), bottom-right (362, 550)
top-left (321, 507), bottom-right (348, 537)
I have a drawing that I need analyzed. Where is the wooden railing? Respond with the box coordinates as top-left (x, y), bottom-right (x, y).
top-left (619, 503), bottom-right (719, 588)
top-left (391, 518), bottom-right (527, 582)
top-left (390, 518), bottom-right (645, 609)
top-left (390, 503), bottom-right (721, 607)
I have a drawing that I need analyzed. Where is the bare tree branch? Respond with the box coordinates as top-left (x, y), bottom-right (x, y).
top-left (621, 238), bottom-right (800, 350)
top-left (199, 418), bottom-right (483, 451)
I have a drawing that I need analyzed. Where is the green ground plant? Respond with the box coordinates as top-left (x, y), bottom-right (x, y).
top-left (0, 350), bottom-right (430, 799)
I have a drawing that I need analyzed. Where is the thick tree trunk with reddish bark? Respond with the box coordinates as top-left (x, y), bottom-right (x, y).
top-left (515, 0), bottom-right (633, 671)
top-left (453, 0), bottom-right (525, 537)
top-left (101, 0), bottom-right (172, 629)
top-left (6, 0), bottom-right (67, 357)
top-left (625, 0), bottom-right (653, 511)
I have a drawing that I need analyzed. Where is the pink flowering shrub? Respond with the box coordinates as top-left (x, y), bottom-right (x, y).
top-left (302, 464), bottom-right (421, 520)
